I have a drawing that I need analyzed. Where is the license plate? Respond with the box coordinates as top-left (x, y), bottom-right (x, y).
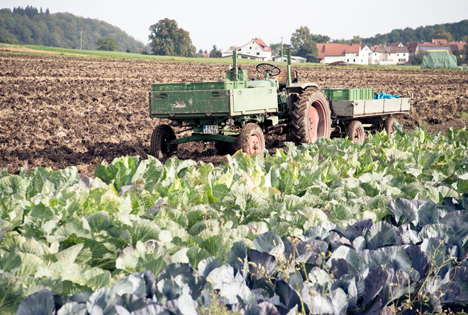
top-left (203, 125), bottom-right (218, 134)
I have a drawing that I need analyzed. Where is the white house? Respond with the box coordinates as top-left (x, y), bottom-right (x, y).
top-left (316, 44), bottom-right (373, 65)
top-left (222, 38), bottom-right (272, 61)
top-left (370, 46), bottom-right (409, 65)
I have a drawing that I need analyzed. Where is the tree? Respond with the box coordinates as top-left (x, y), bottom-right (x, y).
top-left (1, 38), bottom-right (19, 44)
top-left (432, 29), bottom-right (452, 41)
top-left (149, 18), bottom-right (195, 57)
top-left (196, 49), bottom-right (206, 58)
top-left (410, 51), bottom-right (425, 65)
top-left (269, 42), bottom-right (291, 57)
top-left (312, 34), bottom-right (330, 43)
top-left (0, 8), bottom-right (145, 51)
top-left (209, 45), bottom-right (222, 58)
top-left (290, 26), bottom-right (319, 62)
top-left (96, 37), bottom-right (118, 51)
top-left (464, 43), bottom-right (468, 63)
top-left (351, 36), bottom-right (362, 44)
top-left (298, 41), bottom-right (318, 62)
top-left (452, 49), bottom-right (464, 65)
top-left (332, 38), bottom-right (350, 44)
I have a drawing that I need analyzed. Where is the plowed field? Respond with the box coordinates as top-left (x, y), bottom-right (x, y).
top-left (1, 53), bottom-right (468, 176)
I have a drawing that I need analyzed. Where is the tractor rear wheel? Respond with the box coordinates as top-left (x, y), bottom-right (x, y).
top-left (150, 124), bottom-right (177, 160)
top-left (346, 120), bottom-right (365, 144)
top-left (290, 87), bottom-right (331, 144)
top-left (238, 123), bottom-right (265, 156)
top-left (215, 141), bottom-right (238, 155)
top-left (384, 117), bottom-right (398, 135)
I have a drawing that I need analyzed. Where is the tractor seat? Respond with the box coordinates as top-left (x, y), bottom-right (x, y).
top-left (271, 71), bottom-right (298, 89)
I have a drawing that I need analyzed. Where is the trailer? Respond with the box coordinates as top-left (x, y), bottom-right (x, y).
top-left (148, 51), bottom-right (410, 159)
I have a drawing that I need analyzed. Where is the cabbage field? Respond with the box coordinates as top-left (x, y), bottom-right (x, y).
top-left (2, 126), bottom-right (468, 314)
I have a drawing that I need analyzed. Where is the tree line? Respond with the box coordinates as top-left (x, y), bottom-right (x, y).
top-left (0, 6), bottom-right (144, 52)
top-left (362, 20), bottom-right (468, 46)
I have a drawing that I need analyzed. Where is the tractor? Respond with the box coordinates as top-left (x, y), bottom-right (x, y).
top-left (148, 51), bottom-right (410, 159)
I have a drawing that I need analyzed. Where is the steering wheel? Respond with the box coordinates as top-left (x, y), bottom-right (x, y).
top-left (256, 63), bottom-right (281, 77)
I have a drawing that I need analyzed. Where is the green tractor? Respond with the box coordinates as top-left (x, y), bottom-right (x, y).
top-left (149, 51), bottom-right (410, 159)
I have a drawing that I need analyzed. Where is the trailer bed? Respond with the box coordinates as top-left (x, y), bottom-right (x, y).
top-left (331, 98), bottom-right (410, 117)
top-left (149, 87), bottom-right (278, 119)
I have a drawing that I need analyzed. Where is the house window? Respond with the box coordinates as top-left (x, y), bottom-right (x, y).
top-left (249, 47), bottom-right (252, 49)
top-left (347, 59), bottom-right (349, 62)
top-left (397, 54), bottom-right (399, 56)
top-left (257, 52), bottom-right (259, 56)
top-left (353, 59), bottom-right (355, 62)
top-left (375, 53), bottom-right (377, 56)
top-left (403, 54), bottom-right (405, 56)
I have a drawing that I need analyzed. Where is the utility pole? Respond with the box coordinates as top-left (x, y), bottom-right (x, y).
top-left (80, 31), bottom-right (83, 50)
top-left (280, 37), bottom-right (283, 62)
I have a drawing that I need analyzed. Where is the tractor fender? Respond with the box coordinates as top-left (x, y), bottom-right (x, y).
top-left (286, 82), bottom-right (320, 93)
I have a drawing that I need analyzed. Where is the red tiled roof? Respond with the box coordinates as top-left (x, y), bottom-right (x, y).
top-left (253, 38), bottom-right (272, 52)
top-left (316, 43), bottom-right (361, 59)
top-left (407, 42), bottom-right (419, 52)
top-left (406, 41), bottom-right (467, 54)
top-left (373, 46), bottom-right (409, 53)
top-left (432, 39), bottom-right (448, 45)
top-left (448, 42), bottom-right (466, 51)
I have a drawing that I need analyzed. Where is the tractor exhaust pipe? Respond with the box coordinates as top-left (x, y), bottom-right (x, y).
top-left (233, 51), bottom-right (238, 81)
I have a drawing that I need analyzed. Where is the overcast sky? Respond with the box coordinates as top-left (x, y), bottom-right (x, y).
top-left (3, 0), bottom-right (468, 51)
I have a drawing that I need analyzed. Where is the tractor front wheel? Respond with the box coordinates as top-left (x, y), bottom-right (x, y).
top-left (384, 117), bottom-right (398, 135)
top-left (346, 120), bottom-right (365, 144)
top-left (238, 123), bottom-right (265, 156)
top-left (151, 124), bottom-right (177, 160)
top-left (290, 87), bottom-right (331, 144)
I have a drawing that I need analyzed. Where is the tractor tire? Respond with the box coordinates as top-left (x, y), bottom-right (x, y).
top-left (290, 87), bottom-right (331, 144)
top-left (215, 141), bottom-right (238, 156)
top-left (346, 120), bottom-right (365, 144)
top-left (384, 117), bottom-right (398, 136)
top-left (238, 123), bottom-right (265, 156)
top-left (150, 124), bottom-right (177, 161)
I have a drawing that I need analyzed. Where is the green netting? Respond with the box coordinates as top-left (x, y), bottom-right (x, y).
top-left (421, 50), bottom-right (457, 69)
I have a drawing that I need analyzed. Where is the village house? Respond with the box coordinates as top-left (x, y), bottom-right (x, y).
top-left (370, 45), bottom-right (410, 65)
top-left (222, 38), bottom-right (272, 61)
top-left (407, 39), bottom-right (467, 58)
top-left (316, 43), bottom-right (373, 65)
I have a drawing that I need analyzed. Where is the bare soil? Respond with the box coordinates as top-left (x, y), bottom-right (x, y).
top-left (1, 53), bottom-right (467, 176)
